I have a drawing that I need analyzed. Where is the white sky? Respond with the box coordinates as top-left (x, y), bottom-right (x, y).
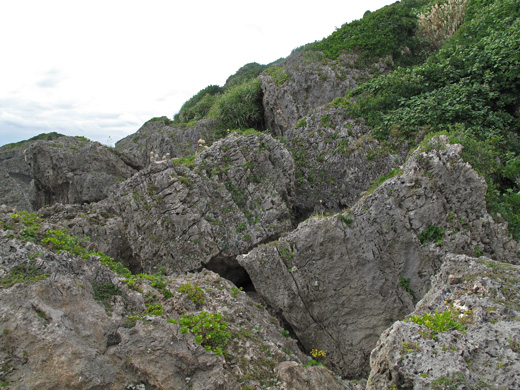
top-left (0, 0), bottom-right (396, 147)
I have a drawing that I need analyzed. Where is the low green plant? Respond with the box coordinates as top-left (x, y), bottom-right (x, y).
top-left (398, 277), bottom-right (415, 299)
top-left (280, 329), bottom-right (290, 338)
top-left (338, 214), bottom-right (353, 226)
top-left (417, 224), bottom-right (445, 244)
top-left (92, 281), bottom-right (122, 303)
top-left (178, 283), bottom-right (205, 307)
top-left (408, 309), bottom-right (466, 337)
top-left (0, 263), bottom-right (48, 288)
top-left (174, 312), bottom-right (230, 356)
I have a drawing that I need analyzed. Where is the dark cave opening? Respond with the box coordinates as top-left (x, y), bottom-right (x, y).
top-left (205, 255), bottom-right (256, 292)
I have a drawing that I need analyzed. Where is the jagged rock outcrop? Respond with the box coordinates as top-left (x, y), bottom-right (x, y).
top-left (284, 106), bottom-right (406, 219)
top-left (368, 254), bottom-right (520, 389)
top-left (0, 140), bottom-right (37, 211)
top-left (260, 52), bottom-right (394, 137)
top-left (238, 136), bottom-right (520, 378)
top-left (37, 203), bottom-right (138, 272)
top-left (0, 221), bottom-right (349, 389)
top-left (25, 136), bottom-right (138, 209)
top-left (108, 133), bottom-right (295, 281)
top-left (115, 118), bottom-right (221, 168)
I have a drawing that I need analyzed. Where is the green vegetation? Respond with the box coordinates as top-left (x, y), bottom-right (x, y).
top-left (225, 62), bottom-right (269, 88)
top-left (300, 1), bottom-right (427, 65)
top-left (212, 78), bottom-right (264, 129)
top-left (418, 224), bottom-right (445, 244)
top-left (145, 116), bottom-right (175, 126)
top-left (174, 85), bottom-right (224, 123)
top-left (339, 0), bottom-right (520, 240)
top-left (264, 66), bottom-right (291, 86)
top-left (368, 168), bottom-right (403, 193)
top-left (174, 312), bottom-right (231, 356)
top-left (178, 283), bottom-right (206, 307)
top-left (0, 262), bottom-right (48, 288)
top-left (92, 281), bottom-right (122, 303)
top-left (398, 277), bottom-right (415, 299)
top-left (408, 309), bottom-right (467, 337)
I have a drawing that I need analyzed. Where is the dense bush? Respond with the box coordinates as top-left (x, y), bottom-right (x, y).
top-left (304, 1), bottom-right (425, 65)
top-left (224, 62), bottom-right (268, 89)
top-left (174, 85), bottom-right (224, 123)
top-left (211, 78), bottom-right (264, 129)
top-left (342, 0), bottom-right (520, 240)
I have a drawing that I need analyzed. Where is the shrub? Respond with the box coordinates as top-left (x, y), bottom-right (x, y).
top-left (93, 281), bottom-right (122, 303)
top-left (408, 309), bottom-right (466, 336)
top-left (417, 224), bottom-right (445, 244)
top-left (212, 78), bottom-right (264, 129)
top-left (178, 283), bottom-right (205, 307)
top-left (174, 312), bottom-right (230, 356)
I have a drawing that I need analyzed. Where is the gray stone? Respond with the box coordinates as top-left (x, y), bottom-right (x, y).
top-left (367, 254), bottom-right (520, 389)
top-left (115, 118), bottom-right (221, 168)
top-left (238, 136), bottom-right (520, 378)
top-left (26, 136), bottom-right (137, 209)
top-left (109, 133), bottom-right (295, 280)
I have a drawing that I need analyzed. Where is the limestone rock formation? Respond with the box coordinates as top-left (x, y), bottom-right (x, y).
top-left (25, 136), bottom-right (138, 209)
top-left (283, 106), bottom-right (406, 219)
top-left (367, 254), bottom-right (520, 389)
top-left (115, 117), bottom-right (221, 168)
top-left (0, 218), bottom-right (348, 389)
top-left (109, 133), bottom-right (295, 281)
top-left (0, 139), bottom-right (38, 211)
top-left (260, 52), bottom-right (364, 137)
top-left (238, 136), bottom-right (520, 378)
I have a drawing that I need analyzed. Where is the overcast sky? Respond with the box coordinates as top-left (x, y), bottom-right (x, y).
top-left (0, 0), bottom-right (396, 147)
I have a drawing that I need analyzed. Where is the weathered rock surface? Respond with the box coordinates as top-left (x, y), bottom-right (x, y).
top-left (368, 254), bottom-right (520, 389)
top-left (260, 52), bottom-right (364, 137)
top-left (115, 118), bottom-right (221, 168)
top-left (238, 136), bottom-right (520, 378)
top-left (284, 106), bottom-right (406, 219)
top-left (25, 136), bottom-right (138, 209)
top-left (0, 219), bottom-right (347, 389)
top-left (0, 140), bottom-right (38, 212)
top-left (260, 52), bottom-right (395, 137)
top-left (109, 133), bottom-right (295, 281)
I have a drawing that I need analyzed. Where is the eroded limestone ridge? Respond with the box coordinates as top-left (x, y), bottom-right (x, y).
top-left (368, 254), bottom-right (520, 389)
top-left (0, 223), bottom-right (349, 389)
top-left (238, 136), bottom-right (520, 378)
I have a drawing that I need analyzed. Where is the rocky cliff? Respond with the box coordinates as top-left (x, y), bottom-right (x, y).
top-left (1, 0), bottom-right (520, 388)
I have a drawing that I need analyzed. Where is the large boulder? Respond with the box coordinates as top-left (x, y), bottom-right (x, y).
top-left (109, 133), bottom-right (295, 281)
top-left (283, 106), bottom-right (406, 220)
top-left (260, 52), bottom-right (393, 137)
top-left (0, 139), bottom-right (38, 211)
top-left (368, 254), bottom-right (520, 389)
top-left (238, 136), bottom-right (520, 378)
top-left (115, 117), bottom-right (221, 168)
top-left (0, 219), bottom-right (348, 389)
top-left (26, 136), bottom-right (138, 209)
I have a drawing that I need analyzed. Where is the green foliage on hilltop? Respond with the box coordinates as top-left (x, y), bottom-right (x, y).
top-left (210, 78), bottom-right (264, 129)
top-left (174, 85), bottom-right (224, 123)
top-left (224, 62), bottom-right (269, 89)
top-left (337, 0), bottom-right (520, 240)
top-left (299, 1), bottom-right (429, 65)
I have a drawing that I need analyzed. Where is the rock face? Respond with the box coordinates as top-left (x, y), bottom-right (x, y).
top-left (115, 118), bottom-right (221, 168)
top-left (368, 254), bottom-right (520, 389)
top-left (0, 140), bottom-right (37, 211)
top-left (0, 219), bottom-right (348, 389)
top-left (284, 106), bottom-right (406, 219)
top-left (26, 136), bottom-right (138, 209)
top-left (260, 53), bottom-right (364, 137)
top-left (238, 136), bottom-right (520, 378)
top-left (109, 133), bottom-right (295, 281)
